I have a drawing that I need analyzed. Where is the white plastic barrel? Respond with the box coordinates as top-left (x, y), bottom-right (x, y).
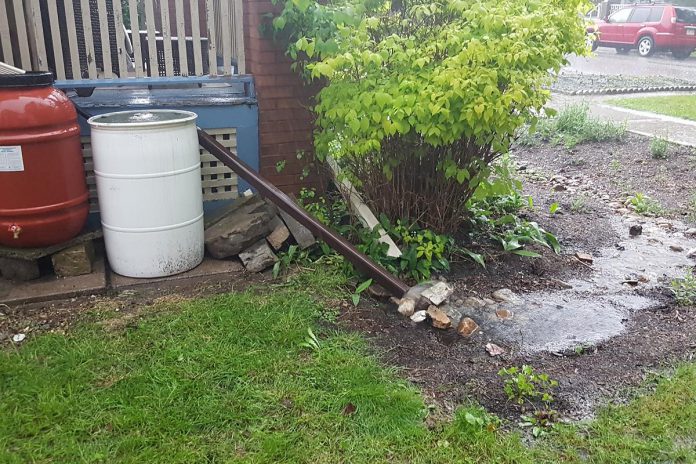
top-left (88, 110), bottom-right (204, 278)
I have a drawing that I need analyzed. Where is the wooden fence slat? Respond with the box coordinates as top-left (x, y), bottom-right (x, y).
top-left (128, 0), bottom-right (144, 77)
top-left (46, 0), bottom-right (66, 78)
top-left (28, 0), bottom-right (48, 70)
top-left (159, 0), bottom-right (174, 76)
top-left (189, 0), bottom-right (203, 76)
top-left (95, 0), bottom-right (112, 78)
top-left (63, 0), bottom-right (82, 79)
top-left (112, 0), bottom-right (128, 77)
top-left (0, 1), bottom-right (14, 65)
top-left (144, 0), bottom-right (158, 76)
top-left (12, 0), bottom-right (32, 69)
top-left (205, 0), bottom-right (217, 76)
top-left (220, 0), bottom-right (231, 75)
top-left (233, 0), bottom-right (245, 74)
top-left (174, 0), bottom-right (188, 76)
top-left (79, 0), bottom-right (98, 78)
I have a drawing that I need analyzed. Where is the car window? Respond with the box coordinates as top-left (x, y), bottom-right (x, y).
top-left (629, 8), bottom-right (651, 24)
top-left (647, 6), bottom-right (664, 22)
top-left (675, 7), bottom-right (696, 24)
top-left (609, 7), bottom-right (633, 24)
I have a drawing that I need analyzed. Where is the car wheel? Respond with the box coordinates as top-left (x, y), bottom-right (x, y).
top-left (637, 36), bottom-right (654, 57)
top-left (672, 48), bottom-right (694, 60)
top-left (616, 47), bottom-right (630, 54)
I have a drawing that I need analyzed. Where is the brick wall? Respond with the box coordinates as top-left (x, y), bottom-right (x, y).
top-left (243, 0), bottom-right (321, 194)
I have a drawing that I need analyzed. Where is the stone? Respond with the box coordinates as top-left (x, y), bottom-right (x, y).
top-left (205, 197), bottom-right (278, 259)
top-left (608, 201), bottom-right (623, 209)
top-left (238, 240), bottom-right (278, 273)
top-left (495, 308), bottom-right (514, 320)
top-left (629, 225), bottom-right (643, 237)
top-left (279, 209), bottom-right (316, 250)
top-left (670, 245), bottom-right (684, 253)
top-left (51, 242), bottom-right (94, 277)
top-left (575, 252), bottom-right (594, 264)
top-left (687, 248), bottom-right (696, 259)
top-left (617, 208), bottom-right (632, 215)
top-left (491, 288), bottom-right (520, 304)
top-left (396, 298), bottom-right (416, 317)
top-left (462, 297), bottom-right (486, 309)
top-left (483, 298), bottom-right (497, 306)
top-left (427, 305), bottom-right (451, 330)
top-left (410, 310), bottom-right (427, 323)
top-left (440, 303), bottom-right (462, 325)
top-left (553, 184), bottom-right (567, 192)
top-left (685, 228), bottom-right (696, 237)
top-left (457, 317), bottom-right (480, 337)
top-left (421, 281), bottom-right (454, 306)
top-left (485, 343), bottom-right (506, 356)
top-left (0, 257), bottom-right (40, 281)
top-left (266, 217), bottom-right (291, 251)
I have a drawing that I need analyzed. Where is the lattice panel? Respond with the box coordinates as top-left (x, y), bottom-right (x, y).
top-left (80, 128), bottom-right (238, 213)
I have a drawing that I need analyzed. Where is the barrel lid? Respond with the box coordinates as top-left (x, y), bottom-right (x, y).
top-left (0, 71), bottom-right (54, 88)
top-left (88, 110), bottom-right (197, 128)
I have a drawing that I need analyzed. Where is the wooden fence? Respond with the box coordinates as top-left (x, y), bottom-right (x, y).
top-left (0, 0), bottom-right (245, 80)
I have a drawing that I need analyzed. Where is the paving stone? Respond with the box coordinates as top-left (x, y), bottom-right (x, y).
top-left (205, 197), bottom-right (278, 259)
top-left (0, 257), bottom-right (40, 281)
top-left (279, 210), bottom-right (316, 249)
top-left (266, 216), bottom-right (291, 251)
top-left (52, 242), bottom-right (95, 277)
top-left (421, 281), bottom-right (454, 306)
top-left (239, 239), bottom-right (278, 273)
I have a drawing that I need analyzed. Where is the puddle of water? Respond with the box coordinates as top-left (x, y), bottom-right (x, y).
top-left (457, 217), bottom-right (696, 353)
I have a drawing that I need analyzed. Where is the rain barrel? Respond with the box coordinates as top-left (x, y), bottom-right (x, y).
top-left (0, 72), bottom-right (89, 248)
top-left (88, 110), bottom-right (204, 278)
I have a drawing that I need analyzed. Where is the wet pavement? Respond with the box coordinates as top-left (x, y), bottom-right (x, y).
top-left (450, 216), bottom-right (696, 353)
top-left (567, 48), bottom-right (696, 81)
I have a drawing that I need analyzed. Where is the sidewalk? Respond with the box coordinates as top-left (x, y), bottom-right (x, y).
top-left (550, 92), bottom-right (696, 147)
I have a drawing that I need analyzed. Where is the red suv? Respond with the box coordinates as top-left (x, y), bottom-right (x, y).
top-left (588, 4), bottom-right (696, 59)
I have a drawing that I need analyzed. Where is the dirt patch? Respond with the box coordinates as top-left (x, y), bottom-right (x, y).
top-left (341, 134), bottom-right (696, 422)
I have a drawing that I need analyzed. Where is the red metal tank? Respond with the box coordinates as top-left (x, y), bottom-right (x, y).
top-left (0, 72), bottom-right (89, 248)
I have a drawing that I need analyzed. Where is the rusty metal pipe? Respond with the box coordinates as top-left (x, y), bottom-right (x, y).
top-left (197, 128), bottom-right (410, 297)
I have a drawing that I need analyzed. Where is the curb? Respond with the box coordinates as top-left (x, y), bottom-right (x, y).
top-left (560, 85), bottom-right (696, 96)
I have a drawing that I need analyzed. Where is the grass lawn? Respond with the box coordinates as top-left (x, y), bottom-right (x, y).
top-left (1, 270), bottom-right (695, 463)
top-left (611, 95), bottom-right (696, 121)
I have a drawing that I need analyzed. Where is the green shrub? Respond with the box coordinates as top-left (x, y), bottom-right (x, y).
top-left (272, 0), bottom-right (591, 233)
top-left (650, 136), bottom-right (669, 159)
top-left (519, 104), bottom-right (626, 148)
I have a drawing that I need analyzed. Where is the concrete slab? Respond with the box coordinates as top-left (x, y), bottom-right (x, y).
top-left (109, 257), bottom-right (244, 290)
top-left (0, 259), bottom-right (107, 305)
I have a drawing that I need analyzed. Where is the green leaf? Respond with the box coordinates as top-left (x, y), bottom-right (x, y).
top-left (511, 249), bottom-right (542, 258)
top-left (549, 203), bottom-right (559, 214)
top-left (351, 293), bottom-right (360, 306)
top-left (272, 16), bottom-right (286, 30)
top-left (356, 278), bottom-right (373, 294)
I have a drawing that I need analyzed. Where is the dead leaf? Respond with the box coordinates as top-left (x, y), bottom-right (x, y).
top-left (342, 403), bottom-right (357, 416)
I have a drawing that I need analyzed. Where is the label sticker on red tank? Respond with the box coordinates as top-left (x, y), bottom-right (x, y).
top-left (0, 146), bottom-right (24, 172)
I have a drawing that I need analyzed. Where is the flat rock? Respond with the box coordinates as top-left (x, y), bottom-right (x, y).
top-left (426, 305), bottom-right (451, 330)
top-left (238, 239), bottom-right (278, 273)
top-left (457, 317), bottom-right (480, 337)
top-left (575, 252), bottom-right (594, 264)
top-left (485, 343), bottom-right (506, 356)
top-left (629, 224), bottom-right (643, 236)
top-left (52, 241), bottom-right (94, 277)
top-left (670, 245), bottom-right (684, 253)
top-left (491, 288), bottom-right (520, 304)
top-left (279, 209), bottom-right (316, 250)
top-left (410, 310), bottom-right (427, 323)
top-left (0, 257), bottom-right (40, 281)
top-left (685, 228), bottom-right (696, 237)
top-left (205, 197), bottom-right (278, 259)
top-left (687, 248), bottom-right (696, 259)
top-left (421, 281), bottom-right (454, 306)
top-left (266, 217), bottom-right (291, 251)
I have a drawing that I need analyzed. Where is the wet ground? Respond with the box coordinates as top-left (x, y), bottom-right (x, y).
top-left (341, 133), bottom-right (696, 422)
